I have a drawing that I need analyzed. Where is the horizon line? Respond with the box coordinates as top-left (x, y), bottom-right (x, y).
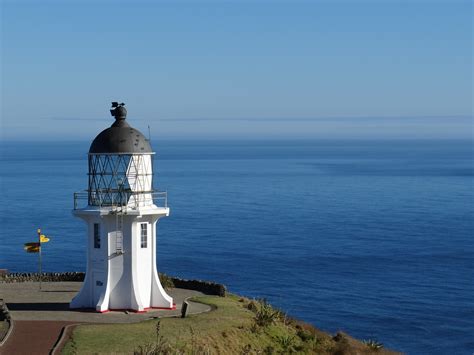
top-left (43, 114), bottom-right (474, 122)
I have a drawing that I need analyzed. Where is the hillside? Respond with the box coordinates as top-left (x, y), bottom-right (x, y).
top-left (62, 294), bottom-right (399, 354)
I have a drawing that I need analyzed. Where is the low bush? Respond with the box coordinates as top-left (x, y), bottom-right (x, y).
top-left (158, 273), bottom-right (174, 290)
top-left (363, 339), bottom-right (384, 350)
top-left (253, 299), bottom-right (280, 328)
top-left (276, 334), bottom-right (297, 353)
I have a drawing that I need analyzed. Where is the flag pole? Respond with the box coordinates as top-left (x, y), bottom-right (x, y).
top-left (38, 228), bottom-right (42, 291)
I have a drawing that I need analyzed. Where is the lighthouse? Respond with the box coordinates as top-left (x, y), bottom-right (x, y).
top-left (70, 102), bottom-right (174, 312)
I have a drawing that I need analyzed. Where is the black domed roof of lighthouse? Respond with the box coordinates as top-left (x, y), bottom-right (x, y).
top-left (89, 102), bottom-right (152, 154)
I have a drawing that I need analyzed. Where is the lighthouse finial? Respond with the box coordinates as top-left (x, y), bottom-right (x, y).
top-left (110, 102), bottom-right (127, 120)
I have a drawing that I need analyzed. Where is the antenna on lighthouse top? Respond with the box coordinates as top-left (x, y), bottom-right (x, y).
top-left (148, 125), bottom-right (151, 143)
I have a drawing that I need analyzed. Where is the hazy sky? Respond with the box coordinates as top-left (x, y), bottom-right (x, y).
top-left (1, 0), bottom-right (472, 140)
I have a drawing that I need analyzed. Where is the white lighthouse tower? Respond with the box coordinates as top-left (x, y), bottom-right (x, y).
top-left (70, 102), bottom-right (174, 312)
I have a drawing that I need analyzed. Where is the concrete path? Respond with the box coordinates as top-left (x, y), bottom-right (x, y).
top-left (0, 282), bottom-right (211, 323)
top-left (0, 282), bottom-right (212, 354)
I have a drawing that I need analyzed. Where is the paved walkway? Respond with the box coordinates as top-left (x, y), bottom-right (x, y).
top-left (0, 282), bottom-right (212, 354)
top-left (0, 282), bottom-right (210, 323)
top-left (0, 320), bottom-right (75, 355)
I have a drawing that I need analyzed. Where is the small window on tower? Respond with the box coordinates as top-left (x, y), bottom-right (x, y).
top-left (140, 223), bottom-right (148, 248)
top-left (94, 223), bottom-right (100, 249)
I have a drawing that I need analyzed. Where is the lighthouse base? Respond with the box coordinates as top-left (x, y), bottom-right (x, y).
top-left (70, 265), bottom-right (174, 313)
top-left (96, 304), bottom-right (177, 314)
top-left (70, 207), bottom-right (173, 313)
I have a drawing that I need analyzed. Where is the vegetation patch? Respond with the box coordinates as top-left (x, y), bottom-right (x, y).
top-left (0, 321), bottom-right (9, 343)
top-left (0, 300), bottom-right (11, 343)
top-left (62, 294), bottom-right (399, 354)
top-left (251, 298), bottom-right (281, 328)
top-left (363, 339), bottom-right (384, 351)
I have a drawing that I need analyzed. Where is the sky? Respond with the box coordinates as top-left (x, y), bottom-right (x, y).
top-left (1, 0), bottom-right (472, 140)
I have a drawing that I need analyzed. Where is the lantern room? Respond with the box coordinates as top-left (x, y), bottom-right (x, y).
top-left (87, 102), bottom-right (154, 208)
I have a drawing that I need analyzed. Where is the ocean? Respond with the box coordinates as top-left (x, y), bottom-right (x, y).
top-left (0, 139), bottom-right (473, 354)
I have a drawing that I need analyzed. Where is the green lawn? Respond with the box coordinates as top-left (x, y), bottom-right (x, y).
top-left (62, 295), bottom-right (398, 354)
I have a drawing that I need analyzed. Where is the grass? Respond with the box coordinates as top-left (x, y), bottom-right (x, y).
top-left (62, 295), bottom-right (399, 354)
top-left (0, 320), bottom-right (9, 342)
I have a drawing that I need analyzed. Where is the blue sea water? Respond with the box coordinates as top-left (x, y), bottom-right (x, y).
top-left (0, 139), bottom-right (473, 354)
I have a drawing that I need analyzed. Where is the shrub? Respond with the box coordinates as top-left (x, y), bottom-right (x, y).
top-left (363, 339), bottom-right (384, 350)
top-left (296, 328), bottom-right (314, 342)
top-left (158, 273), bottom-right (175, 290)
top-left (253, 299), bottom-right (280, 328)
top-left (246, 300), bottom-right (258, 312)
top-left (275, 334), bottom-right (297, 353)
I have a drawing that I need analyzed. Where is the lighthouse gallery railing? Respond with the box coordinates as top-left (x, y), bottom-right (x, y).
top-left (73, 191), bottom-right (168, 210)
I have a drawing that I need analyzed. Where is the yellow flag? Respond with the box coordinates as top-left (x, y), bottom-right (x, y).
top-left (40, 235), bottom-right (50, 243)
